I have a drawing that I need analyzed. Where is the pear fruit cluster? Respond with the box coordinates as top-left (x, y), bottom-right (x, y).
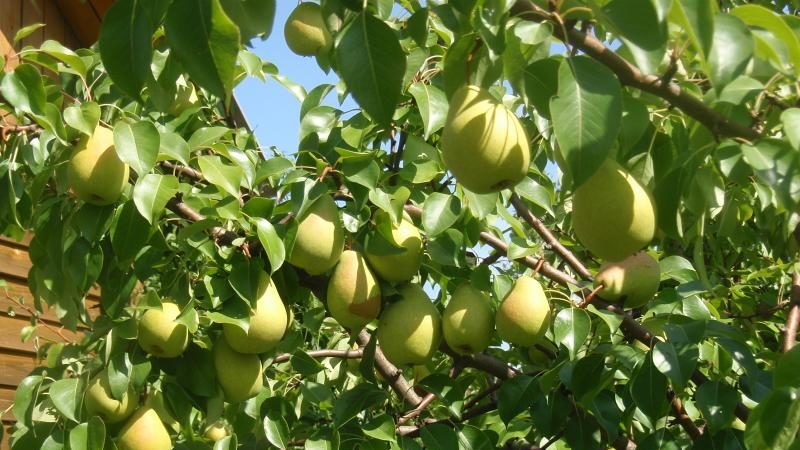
top-left (67, 125), bottom-right (129, 206)
top-left (284, 2), bottom-right (332, 57)
top-left (595, 252), bottom-right (660, 308)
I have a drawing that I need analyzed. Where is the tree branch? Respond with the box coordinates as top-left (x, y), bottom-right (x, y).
top-left (356, 330), bottom-right (423, 406)
top-left (783, 272), bottom-right (800, 353)
top-left (667, 387), bottom-right (703, 440)
top-left (272, 348), bottom-right (364, 364)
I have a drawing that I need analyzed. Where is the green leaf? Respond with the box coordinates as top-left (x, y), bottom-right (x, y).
top-left (13, 375), bottom-right (42, 425)
top-left (333, 383), bottom-right (387, 427)
top-left (601, 0), bottom-right (667, 74)
top-left (133, 174), bottom-right (179, 224)
top-left (263, 413), bottom-right (290, 449)
top-left (420, 423), bottom-right (459, 450)
top-left (188, 126), bottom-right (230, 150)
top-left (0, 64), bottom-right (46, 115)
top-left (197, 155), bottom-right (244, 198)
top-left (550, 56), bottom-right (622, 187)
top-left (254, 218), bottom-right (285, 273)
top-left (409, 82), bottom-right (448, 140)
top-left (659, 256), bottom-right (698, 283)
top-left (165, 0), bottom-right (241, 102)
top-left (669, 0), bottom-right (714, 60)
top-left (14, 23), bottom-right (45, 43)
top-left (158, 130), bottom-right (191, 165)
top-left (695, 381), bottom-right (739, 434)
top-left (362, 414), bottom-right (396, 442)
top-left (49, 378), bottom-right (83, 423)
top-left (553, 308), bottom-right (590, 360)
top-left (68, 417), bottom-right (105, 450)
top-left (497, 375), bottom-right (540, 423)
top-left (781, 108), bottom-right (800, 150)
top-left (39, 40), bottom-right (88, 76)
top-left (456, 425), bottom-right (494, 450)
top-left (335, 12), bottom-right (406, 125)
top-left (114, 121), bottom-right (160, 175)
top-left (629, 351), bottom-right (669, 421)
top-left (745, 387), bottom-right (800, 450)
top-left (709, 14), bottom-right (753, 90)
top-left (63, 102), bottom-right (100, 136)
top-left (775, 344), bottom-right (800, 389)
top-left (422, 193), bottom-right (461, 237)
top-left (111, 201), bottom-right (152, 264)
top-left (98, 0), bottom-right (154, 99)
top-left (219, 0), bottom-right (276, 43)
top-left (731, 4), bottom-right (800, 77)
top-left (651, 341), bottom-right (692, 391)
top-left (522, 58), bottom-right (559, 119)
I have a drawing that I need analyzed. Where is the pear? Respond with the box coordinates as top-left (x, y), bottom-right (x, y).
top-left (67, 125), bottom-right (129, 205)
top-left (527, 340), bottom-right (558, 367)
top-left (377, 284), bottom-right (441, 366)
top-left (223, 276), bottom-right (287, 354)
top-left (138, 302), bottom-right (189, 358)
top-left (440, 85), bottom-right (530, 194)
top-left (572, 159), bottom-right (656, 261)
top-left (204, 421), bottom-right (229, 442)
top-left (442, 284), bottom-right (494, 354)
top-left (287, 194), bottom-right (344, 275)
top-left (116, 407), bottom-right (171, 450)
top-left (327, 250), bottom-right (382, 330)
top-left (365, 217), bottom-right (423, 283)
top-left (495, 277), bottom-right (551, 346)
top-left (144, 389), bottom-right (180, 433)
top-left (84, 370), bottom-right (138, 424)
top-left (284, 2), bottom-right (332, 57)
top-left (595, 252), bottom-right (660, 309)
top-left (214, 337), bottom-right (263, 402)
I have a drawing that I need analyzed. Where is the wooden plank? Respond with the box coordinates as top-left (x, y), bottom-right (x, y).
top-left (21, 0), bottom-right (45, 48)
top-left (88, 0), bottom-right (112, 19)
top-left (42, 0), bottom-right (66, 44)
top-left (0, 0), bottom-right (22, 51)
top-left (0, 243), bottom-right (101, 298)
top-left (0, 278), bottom-right (100, 325)
top-left (0, 234), bottom-right (32, 250)
top-left (0, 385), bottom-right (16, 421)
top-left (53, 0), bottom-right (100, 47)
top-left (0, 315), bottom-right (82, 355)
top-left (0, 353), bottom-right (36, 387)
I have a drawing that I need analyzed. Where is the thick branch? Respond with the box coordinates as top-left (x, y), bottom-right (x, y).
top-left (356, 330), bottom-right (423, 406)
top-left (166, 196), bottom-right (242, 245)
top-left (272, 348), bottom-right (363, 364)
top-left (667, 388), bottom-right (703, 440)
top-left (783, 272), bottom-right (800, 353)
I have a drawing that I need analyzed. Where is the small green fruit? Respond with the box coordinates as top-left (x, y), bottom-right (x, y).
top-left (440, 85), bottom-right (530, 194)
top-left (496, 277), bottom-right (551, 346)
top-left (223, 275), bottom-right (287, 354)
top-left (572, 159), bottom-right (656, 261)
top-left (204, 421), bottom-right (229, 442)
top-left (595, 252), bottom-right (660, 309)
top-left (117, 407), bottom-right (172, 450)
top-left (327, 250), bottom-right (382, 330)
top-left (442, 284), bottom-right (494, 354)
top-left (287, 194), bottom-right (344, 275)
top-left (138, 302), bottom-right (189, 358)
top-left (67, 125), bottom-right (129, 205)
top-left (377, 284), bottom-right (441, 366)
top-left (284, 2), bottom-right (332, 57)
top-left (84, 370), bottom-right (138, 424)
top-left (214, 337), bottom-right (263, 403)
top-left (365, 217), bottom-right (423, 283)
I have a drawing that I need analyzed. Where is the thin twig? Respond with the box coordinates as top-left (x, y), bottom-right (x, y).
top-left (272, 348), bottom-right (364, 364)
top-left (667, 387), bottom-right (703, 440)
top-left (4, 291), bottom-right (75, 344)
top-left (783, 272), bottom-right (800, 353)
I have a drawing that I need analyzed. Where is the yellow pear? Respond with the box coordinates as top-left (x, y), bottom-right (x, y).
top-left (595, 252), bottom-right (660, 308)
top-left (365, 217), bottom-right (423, 283)
top-left (116, 407), bottom-right (171, 450)
top-left (84, 370), bottom-right (138, 424)
top-left (138, 302), bottom-right (189, 358)
top-left (67, 125), bottom-right (129, 205)
top-left (327, 250), bottom-right (382, 330)
top-left (440, 85), bottom-right (530, 194)
top-left (204, 421), bottom-right (229, 442)
top-left (284, 2), bottom-right (332, 57)
top-left (144, 389), bottom-right (180, 433)
top-left (214, 337), bottom-right (263, 402)
top-left (377, 284), bottom-right (441, 366)
top-left (442, 284), bottom-right (494, 354)
top-left (287, 194), bottom-right (344, 275)
top-left (572, 159), bottom-right (657, 261)
top-left (223, 275), bottom-right (287, 354)
top-left (495, 277), bottom-right (551, 346)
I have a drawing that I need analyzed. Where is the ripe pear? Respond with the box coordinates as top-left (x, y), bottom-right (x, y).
top-left (214, 337), bottom-right (263, 402)
top-left (284, 2), bottom-right (332, 57)
top-left (377, 284), bottom-right (441, 366)
top-left (223, 276), bottom-right (287, 354)
top-left (572, 159), bottom-right (656, 261)
top-left (67, 125), bottom-right (129, 205)
top-left (440, 85), bottom-right (530, 193)
top-left (84, 370), bottom-right (138, 424)
top-left (116, 407), bottom-right (171, 450)
top-left (204, 421), bottom-right (229, 442)
top-left (495, 277), bottom-right (551, 346)
top-left (327, 250), bottom-right (382, 330)
top-left (365, 218), bottom-right (423, 283)
top-left (595, 252), bottom-right (660, 309)
top-left (287, 194), bottom-right (344, 275)
top-left (138, 302), bottom-right (189, 358)
top-left (442, 284), bottom-right (494, 354)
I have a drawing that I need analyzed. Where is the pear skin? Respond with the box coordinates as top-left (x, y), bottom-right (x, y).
top-left (214, 338), bottom-right (263, 403)
top-left (377, 284), bottom-right (441, 366)
top-left (440, 85), bottom-right (530, 194)
top-left (284, 2), bottom-right (332, 57)
top-left (116, 407), bottom-right (171, 450)
top-left (223, 276), bottom-right (287, 354)
top-left (327, 250), bottom-right (382, 330)
top-left (287, 194), bottom-right (345, 275)
top-left (442, 284), bottom-right (494, 354)
top-left (496, 277), bottom-right (551, 346)
top-left (595, 252), bottom-right (660, 308)
top-left (365, 218), bottom-right (423, 283)
top-left (67, 125), bottom-right (129, 205)
top-left (84, 370), bottom-right (138, 424)
top-left (138, 302), bottom-right (189, 358)
top-left (572, 159), bottom-right (656, 261)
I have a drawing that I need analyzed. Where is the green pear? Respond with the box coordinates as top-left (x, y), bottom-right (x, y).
top-left (84, 370), bottom-right (138, 424)
top-left (495, 277), bottom-right (551, 346)
top-left (365, 217), bottom-right (423, 283)
top-left (287, 194), bottom-right (345, 275)
top-left (377, 284), bottom-right (441, 366)
top-left (284, 2), bottom-right (332, 57)
top-left (572, 159), bottom-right (656, 261)
top-left (67, 125), bottom-right (129, 205)
top-left (138, 302), bottom-right (189, 358)
top-left (327, 250), bottom-right (382, 330)
top-left (442, 284), bottom-right (494, 354)
top-left (214, 337), bottom-right (263, 402)
top-left (144, 389), bottom-right (180, 433)
top-left (204, 421), bottom-right (229, 442)
top-left (595, 252), bottom-right (660, 308)
top-left (116, 407), bottom-right (172, 450)
top-left (440, 85), bottom-right (530, 194)
top-left (223, 276), bottom-right (287, 354)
